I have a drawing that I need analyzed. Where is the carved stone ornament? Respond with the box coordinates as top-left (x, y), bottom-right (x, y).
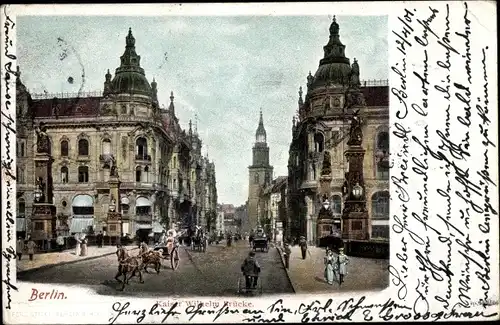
top-left (321, 151), bottom-right (332, 176)
top-left (36, 125), bottom-right (50, 154)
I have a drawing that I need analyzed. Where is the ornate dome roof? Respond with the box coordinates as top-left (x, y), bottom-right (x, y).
top-left (110, 28), bottom-right (152, 97)
top-left (312, 16), bottom-right (352, 87)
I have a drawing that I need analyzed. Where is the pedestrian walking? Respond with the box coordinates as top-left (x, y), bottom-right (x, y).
top-left (324, 248), bottom-right (335, 285)
top-left (26, 237), bottom-right (36, 261)
top-left (299, 236), bottom-right (308, 260)
top-left (74, 233), bottom-right (82, 256)
top-left (96, 231), bottom-right (103, 248)
top-left (16, 237), bottom-right (24, 260)
top-left (80, 234), bottom-right (88, 256)
top-left (56, 233), bottom-right (65, 252)
top-left (283, 242), bottom-right (291, 269)
top-left (337, 247), bottom-right (349, 285)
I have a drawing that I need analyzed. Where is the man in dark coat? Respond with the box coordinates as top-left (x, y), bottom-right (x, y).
top-left (299, 236), bottom-right (308, 260)
top-left (241, 251), bottom-right (261, 289)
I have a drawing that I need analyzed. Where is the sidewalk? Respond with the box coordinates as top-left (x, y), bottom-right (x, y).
top-left (278, 245), bottom-right (389, 293)
top-left (17, 245), bottom-right (137, 274)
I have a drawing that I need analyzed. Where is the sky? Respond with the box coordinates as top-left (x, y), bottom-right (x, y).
top-left (17, 15), bottom-right (388, 206)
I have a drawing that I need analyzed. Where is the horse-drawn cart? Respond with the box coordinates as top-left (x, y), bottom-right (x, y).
top-left (153, 241), bottom-right (180, 270)
top-left (252, 237), bottom-right (269, 252)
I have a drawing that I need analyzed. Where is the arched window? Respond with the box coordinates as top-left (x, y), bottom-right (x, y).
top-left (136, 137), bottom-right (148, 160)
top-left (377, 132), bottom-right (389, 150)
top-left (60, 140), bottom-right (69, 157)
top-left (135, 166), bottom-right (142, 182)
top-left (17, 167), bottom-right (25, 183)
top-left (332, 195), bottom-right (342, 214)
top-left (144, 166), bottom-right (149, 182)
top-left (376, 131), bottom-right (390, 179)
top-left (78, 166), bottom-right (89, 183)
top-left (102, 139), bottom-right (111, 155)
top-left (78, 139), bottom-right (89, 156)
top-left (371, 191), bottom-right (389, 219)
top-left (61, 166), bottom-right (69, 183)
top-left (254, 174), bottom-right (259, 184)
top-left (18, 198), bottom-right (26, 216)
top-left (314, 133), bottom-right (324, 152)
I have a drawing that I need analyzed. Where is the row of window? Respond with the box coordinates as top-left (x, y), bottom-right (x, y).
top-left (312, 131), bottom-right (389, 153)
top-left (326, 191), bottom-right (389, 218)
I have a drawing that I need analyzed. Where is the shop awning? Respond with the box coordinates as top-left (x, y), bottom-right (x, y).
top-left (153, 221), bottom-right (164, 233)
top-left (136, 197), bottom-right (151, 207)
top-left (16, 218), bottom-right (26, 232)
top-left (136, 223), bottom-right (153, 229)
top-left (70, 217), bottom-right (95, 233)
top-left (72, 194), bottom-right (94, 207)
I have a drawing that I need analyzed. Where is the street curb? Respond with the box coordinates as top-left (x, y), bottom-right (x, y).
top-left (276, 246), bottom-right (296, 294)
top-left (17, 247), bottom-right (139, 277)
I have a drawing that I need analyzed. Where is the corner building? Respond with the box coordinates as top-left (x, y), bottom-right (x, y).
top-left (15, 29), bottom-right (218, 242)
top-left (286, 18), bottom-right (389, 244)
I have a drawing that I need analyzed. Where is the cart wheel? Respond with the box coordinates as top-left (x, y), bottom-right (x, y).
top-left (171, 247), bottom-right (180, 270)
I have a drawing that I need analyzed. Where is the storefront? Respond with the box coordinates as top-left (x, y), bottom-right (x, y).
top-left (70, 194), bottom-right (95, 234)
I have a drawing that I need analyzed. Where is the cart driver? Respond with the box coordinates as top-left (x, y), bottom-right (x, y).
top-left (241, 251), bottom-right (261, 289)
top-left (166, 229), bottom-right (176, 252)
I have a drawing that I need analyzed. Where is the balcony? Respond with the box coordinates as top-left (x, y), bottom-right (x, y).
top-left (135, 154), bottom-right (152, 162)
top-left (135, 214), bottom-right (152, 223)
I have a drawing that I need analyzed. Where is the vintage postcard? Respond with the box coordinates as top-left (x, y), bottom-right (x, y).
top-left (1, 1), bottom-right (498, 324)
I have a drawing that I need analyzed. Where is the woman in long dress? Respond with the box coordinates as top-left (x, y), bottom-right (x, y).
top-left (324, 249), bottom-right (335, 285)
top-left (80, 234), bottom-right (88, 256)
top-left (74, 233), bottom-right (82, 256)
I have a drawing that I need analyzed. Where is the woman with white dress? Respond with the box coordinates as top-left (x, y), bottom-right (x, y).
top-left (323, 249), bottom-right (335, 285)
top-left (80, 234), bottom-right (88, 256)
top-left (74, 233), bottom-right (82, 256)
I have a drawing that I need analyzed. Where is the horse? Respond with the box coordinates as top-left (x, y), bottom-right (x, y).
top-left (191, 228), bottom-right (207, 251)
top-left (114, 246), bottom-right (144, 291)
top-left (139, 249), bottom-right (163, 274)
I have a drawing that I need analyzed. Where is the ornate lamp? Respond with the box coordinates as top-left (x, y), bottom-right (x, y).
top-left (352, 183), bottom-right (363, 199)
top-left (34, 188), bottom-right (42, 202)
top-left (322, 198), bottom-right (330, 211)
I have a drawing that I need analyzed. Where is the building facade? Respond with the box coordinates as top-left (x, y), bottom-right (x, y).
top-left (247, 111), bottom-right (274, 231)
top-left (16, 29), bottom-right (218, 241)
top-left (286, 17), bottom-right (389, 244)
top-left (259, 176), bottom-right (287, 239)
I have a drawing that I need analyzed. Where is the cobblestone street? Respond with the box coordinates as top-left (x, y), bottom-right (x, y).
top-left (17, 241), bottom-right (293, 297)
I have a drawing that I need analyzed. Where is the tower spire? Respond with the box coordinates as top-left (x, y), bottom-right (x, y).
top-left (255, 109), bottom-right (267, 144)
top-left (194, 114), bottom-right (198, 135)
top-left (169, 91), bottom-right (175, 115)
top-left (298, 86), bottom-right (304, 106)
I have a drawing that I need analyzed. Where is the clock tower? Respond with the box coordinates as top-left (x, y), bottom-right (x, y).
top-left (248, 110), bottom-right (273, 231)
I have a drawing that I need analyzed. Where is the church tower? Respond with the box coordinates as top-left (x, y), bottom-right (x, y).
top-left (248, 110), bottom-right (274, 231)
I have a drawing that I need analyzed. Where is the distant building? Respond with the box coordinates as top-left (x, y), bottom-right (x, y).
top-left (259, 176), bottom-right (287, 239)
top-left (247, 110), bottom-right (274, 231)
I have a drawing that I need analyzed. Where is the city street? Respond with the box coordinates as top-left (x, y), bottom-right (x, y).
top-left (17, 241), bottom-right (293, 297)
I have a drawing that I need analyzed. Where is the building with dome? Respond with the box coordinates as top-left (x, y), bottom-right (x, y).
top-left (247, 110), bottom-right (274, 232)
top-left (286, 17), bottom-right (389, 246)
top-left (15, 28), bottom-right (218, 243)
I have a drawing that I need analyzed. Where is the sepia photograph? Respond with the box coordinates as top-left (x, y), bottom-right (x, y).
top-left (14, 14), bottom-right (389, 297)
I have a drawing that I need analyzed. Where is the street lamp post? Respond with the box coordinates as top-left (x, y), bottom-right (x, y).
top-left (341, 111), bottom-right (369, 243)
